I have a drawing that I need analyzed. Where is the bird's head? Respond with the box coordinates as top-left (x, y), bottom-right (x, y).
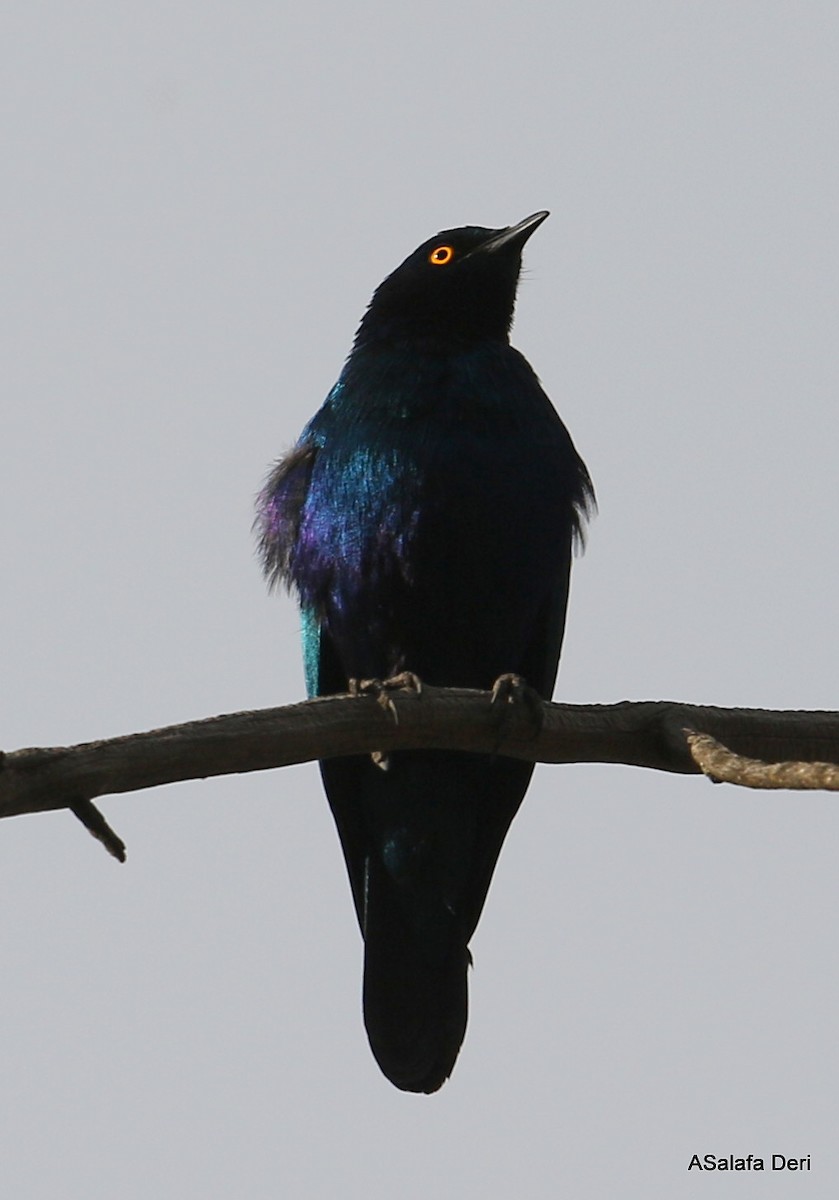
top-left (354, 211), bottom-right (549, 348)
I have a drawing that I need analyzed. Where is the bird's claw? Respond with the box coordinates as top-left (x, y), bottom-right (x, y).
top-left (489, 673), bottom-right (544, 749)
top-left (349, 672), bottom-right (423, 724)
top-left (349, 673), bottom-right (423, 770)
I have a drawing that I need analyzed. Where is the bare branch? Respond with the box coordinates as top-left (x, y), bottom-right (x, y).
top-left (69, 799), bottom-right (127, 862)
top-left (2, 688), bottom-right (838, 859)
top-left (686, 730), bottom-right (839, 791)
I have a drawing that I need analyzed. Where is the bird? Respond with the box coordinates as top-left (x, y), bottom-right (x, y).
top-left (256, 211), bottom-right (593, 1093)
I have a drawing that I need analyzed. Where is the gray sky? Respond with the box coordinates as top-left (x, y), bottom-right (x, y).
top-left (3, 2), bottom-right (838, 1196)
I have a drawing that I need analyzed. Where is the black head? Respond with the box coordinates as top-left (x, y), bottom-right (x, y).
top-left (354, 211), bottom-right (549, 348)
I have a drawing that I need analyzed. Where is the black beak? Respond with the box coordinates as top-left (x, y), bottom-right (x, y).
top-left (476, 210), bottom-right (550, 256)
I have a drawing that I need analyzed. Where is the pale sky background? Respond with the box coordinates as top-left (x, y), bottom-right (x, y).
top-left (3, 2), bottom-right (838, 1197)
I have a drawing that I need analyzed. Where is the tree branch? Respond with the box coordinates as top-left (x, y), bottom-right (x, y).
top-left (2, 688), bottom-right (838, 859)
top-left (685, 731), bottom-right (839, 791)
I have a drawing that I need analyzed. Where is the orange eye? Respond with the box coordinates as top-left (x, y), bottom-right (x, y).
top-left (428, 244), bottom-right (455, 266)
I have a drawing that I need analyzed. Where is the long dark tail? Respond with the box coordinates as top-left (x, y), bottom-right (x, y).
top-left (361, 852), bottom-right (469, 1094)
top-left (322, 747), bottom-right (533, 1092)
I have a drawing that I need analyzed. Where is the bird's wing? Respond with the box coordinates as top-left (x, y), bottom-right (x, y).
top-left (306, 617), bottom-right (370, 928)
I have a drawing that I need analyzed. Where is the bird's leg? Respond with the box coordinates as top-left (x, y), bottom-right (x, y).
top-left (349, 673), bottom-right (424, 770)
top-left (489, 673), bottom-right (544, 753)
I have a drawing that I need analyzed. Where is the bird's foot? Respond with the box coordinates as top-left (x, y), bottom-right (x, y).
top-left (349, 673), bottom-right (423, 771)
top-left (349, 672), bottom-right (423, 724)
top-left (489, 673), bottom-right (544, 751)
